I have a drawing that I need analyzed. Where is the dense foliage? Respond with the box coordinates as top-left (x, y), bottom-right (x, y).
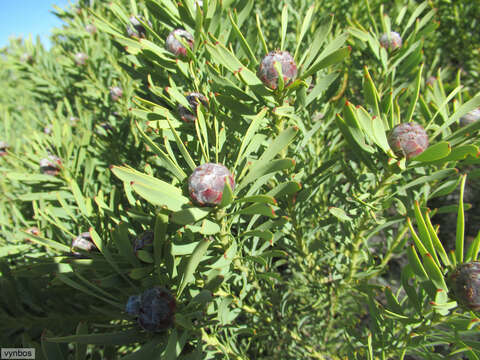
top-left (1, 0), bottom-right (480, 359)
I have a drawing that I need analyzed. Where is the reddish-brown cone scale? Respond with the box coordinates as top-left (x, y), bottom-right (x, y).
top-left (188, 163), bottom-right (235, 206)
top-left (448, 262), bottom-right (480, 311)
top-left (257, 50), bottom-right (298, 90)
top-left (388, 122), bottom-right (429, 159)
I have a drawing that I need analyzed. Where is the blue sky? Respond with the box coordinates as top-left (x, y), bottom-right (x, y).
top-left (0, 0), bottom-right (72, 49)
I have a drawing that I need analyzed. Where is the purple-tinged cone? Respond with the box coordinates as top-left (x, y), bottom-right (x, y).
top-left (448, 262), bottom-right (480, 311)
top-left (126, 16), bottom-right (151, 38)
top-left (126, 287), bottom-right (176, 332)
top-left (110, 86), bottom-right (123, 101)
top-left (380, 31), bottom-right (402, 51)
top-left (126, 295), bottom-right (141, 316)
top-left (178, 92), bottom-right (208, 122)
top-left (165, 29), bottom-right (194, 58)
top-left (39, 155), bottom-right (62, 175)
top-left (0, 141), bottom-right (9, 156)
top-left (460, 108), bottom-right (480, 127)
top-left (257, 50), bottom-right (297, 90)
top-left (74, 52), bottom-right (88, 66)
top-left (20, 53), bottom-right (34, 64)
top-left (133, 231), bottom-right (154, 255)
top-left (72, 232), bottom-right (98, 253)
top-left (388, 122), bottom-right (429, 160)
top-left (188, 163), bottom-right (234, 206)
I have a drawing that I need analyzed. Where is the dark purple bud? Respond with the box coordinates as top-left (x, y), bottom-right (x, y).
top-left (0, 141), bottom-right (9, 156)
top-left (133, 231), bottom-right (154, 255)
top-left (188, 163), bottom-right (235, 206)
top-left (165, 29), bottom-right (194, 58)
top-left (380, 31), bottom-right (402, 51)
top-left (460, 108), bottom-right (480, 127)
top-left (110, 86), bottom-right (123, 101)
top-left (137, 287), bottom-right (176, 332)
top-left (126, 295), bottom-right (141, 316)
top-left (39, 155), bottom-right (62, 176)
top-left (448, 261), bottom-right (480, 311)
top-left (388, 122), bottom-right (429, 160)
top-left (20, 53), bottom-right (34, 64)
top-left (72, 232), bottom-right (98, 253)
top-left (126, 16), bottom-right (151, 38)
top-left (74, 52), bottom-right (88, 66)
top-left (178, 92), bottom-right (208, 122)
top-left (257, 50), bottom-right (298, 90)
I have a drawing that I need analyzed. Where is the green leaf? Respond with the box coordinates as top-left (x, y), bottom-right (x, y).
top-left (236, 195), bottom-right (277, 205)
top-left (411, 142), bottom-right (451, 162)
top-left (456, 174), bottom-right (467, 263)
top-left (219, 179), bottom-right (235, 208)
top-left (111, 166), bottom-right (189, 211)
top-left (178, 237), bottom-right (211, 296)
top-left (170, 207), bottom-right (213, 226)
top-left (422, 253), bottom-right (448, 292)
top-left (240, 230), bottom-right (274, 243)
top-left (46, 330), bottom-right (144, 345)
top-left (407, 217), bottom-right (428, 256)
top-left (134, 121), bottom-right (187, 181)
top-left (328, 207), bottom-right (351, 222)
top-left (280, 4), bottom-right (288, 51)
top-left (406, 244), bottom-right (428, 280)
top-left (237, 203), bottom-right (277, 218)
top-left (237, 128), bottom-right (298, 191)
top-left (467, 231), bottom-right (480, 262)
top-left (294, 5), bottom-right (314, 61)
top-left (404, 64), bottom-right (423, 123)
top-left (424, 211), bottom-right (450, 268)
top-left (301, 47), bottom-right (350, 79)
top-left (228, 12), bottom-right (256, 65)
top-left (413, 201), bottom-right (440, 267)
top-left (74, 322), bottom-right (88, 360)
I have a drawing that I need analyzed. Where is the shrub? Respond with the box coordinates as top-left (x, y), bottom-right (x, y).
top-left (1, 0), bottom-right (480, 359)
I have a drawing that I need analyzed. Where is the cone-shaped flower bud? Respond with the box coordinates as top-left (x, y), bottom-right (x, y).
top-left (388, 122), bottom-right (429, 159)
top-left (0, 141), bottom-right (9, 156)
top-left (165, 29), bottom-right (194, 58)
top-left (39, 155), bottom-right (62, 175)
top-left (126, 295), bottom-right (141, 316)
top-left (178, 92), bottom-right (208, 122)
top-left (72, 232), bottom-right (98, 253)
top-left (460, 108), bottom-right (480, 127)
top-left (20, 53), bottom-right (34, 64)
top-left (257, 50), bottom-right (298, 90)
top-left (188, 163), bottom-right (234, 206)
top-left (127, 287), bottom-right (176, 332)
top-left (85, 24), bottom-right (97, 35)
top-left (74, 52), bottom-right (88, 66)
top-left (126, 16), bottom-right (151, 38)
top-left (448, 262), bottom-right (480, 311)
top-left (133, 230), bottom-right (154, 259)
top-left (110, 86), bottom-right (123, 101)
top-left (380, 31), bottom-right (402, 51)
